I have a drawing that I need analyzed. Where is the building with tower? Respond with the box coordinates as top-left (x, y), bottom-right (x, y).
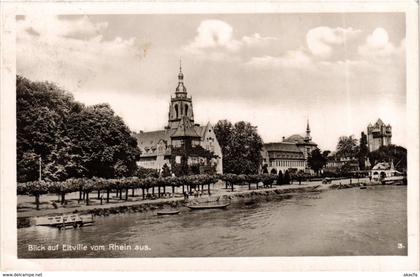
top-left (367, 119), bottom-right (392, 152)
top-left (261, 121), bottom-right (318, 174)
top-left (132, 63), bottom-right (223, 175)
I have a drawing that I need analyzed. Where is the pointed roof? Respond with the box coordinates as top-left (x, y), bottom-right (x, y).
top-left (171, 116), bottom-right (201, 138)
top-left (375, 118), bottom-right (384, 126)
top-left (175, 59), bottom-right (187, 94)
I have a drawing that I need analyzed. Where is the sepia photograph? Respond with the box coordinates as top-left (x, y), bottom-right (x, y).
top-left (1, 1), bottom-right (419, 272)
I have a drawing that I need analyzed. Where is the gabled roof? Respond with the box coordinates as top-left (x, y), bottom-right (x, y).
top-left (171, 116), bottom-right (201, 138)
top-left (372, 162), bottom-right (391, 170)
top-left (264, 142), bottom-right (303, 153)
top-left (263, 142), bottom-right (305, 160)
top-left (132, 130), bottom-right (173, 157)
top-left (194, 125), bottom-right (207, 138)
top-left (133, 130), bottom-right (171, 148)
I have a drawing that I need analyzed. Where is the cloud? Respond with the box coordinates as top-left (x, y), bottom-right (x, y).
top-left (358, 28), bottom-right (404, 58)
top-left (241, 33), bottom-right (278, 47)
top-left (246, 49), bottom-right (312, 69)
top-left (306, 26), bottom-right (361, 58)
top-left (18, 15), bottom-right (108, 39)
top-left (183, 19), bottom-right (279, 60)
top-left (17, 15), bottom-right (145, 93)
top-left (184, 19), bottom-right (241, 53)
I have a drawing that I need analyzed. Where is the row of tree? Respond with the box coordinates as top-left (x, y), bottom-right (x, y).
top-left (17, 173), bottom-right (280, 209)
top-left (17, 173), bottom-right (282, 196)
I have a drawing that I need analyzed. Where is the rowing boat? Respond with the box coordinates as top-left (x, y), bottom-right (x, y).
top-left (157, 210), bottom-right (180, 215)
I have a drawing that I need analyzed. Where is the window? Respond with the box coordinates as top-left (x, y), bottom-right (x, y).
top-left (174, 104), bottom-right (179, 118)
top-left (185, 104), bottom-right (189, 116)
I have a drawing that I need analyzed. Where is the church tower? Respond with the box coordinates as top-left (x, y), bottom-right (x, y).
top-left (167, 61), bottom-right (195, 129)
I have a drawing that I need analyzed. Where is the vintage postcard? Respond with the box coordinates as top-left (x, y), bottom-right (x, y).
top-left (1, 0), bottom-right (419, 272)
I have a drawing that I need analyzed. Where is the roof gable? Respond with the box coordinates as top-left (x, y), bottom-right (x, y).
top-left (171, 116), bottom-right (201, 138)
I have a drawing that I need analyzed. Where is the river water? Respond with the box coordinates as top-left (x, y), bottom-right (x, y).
top-left (18, 186), bottom-right (407, 258)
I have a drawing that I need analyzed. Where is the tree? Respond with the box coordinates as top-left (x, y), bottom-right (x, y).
top-left (214, 120), bottom-right (263, 174)
top-left (368, 145), bottom-right (407, 172)
top-left (295, 170), bottom-right (306, 185)
top-left (161, 163), bottom-right (171, 177)
top-left (336, 135), bottom-right (359, 159)
top-left (213, 120), bottom-right (233, 155)
top-left (17, 75), bottom-right (141, 182)
top-left (262, 164), bottom-right (268, 174)
top-left (277, 171), bottom-right (283, 185)
top-left (283, 170), bottom-right (290, 185)
top-left (307, 148), bottom-right (327, 175)
top-left (357, 132), bottom-right (369, 170)
top-left (17, 76), bottom-right (77, 182)
top-left (136, 167), bottom-right (159, 178)
top-left (66, 103), bottom-right (141, 178)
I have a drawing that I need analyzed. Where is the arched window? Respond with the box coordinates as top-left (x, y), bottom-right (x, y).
top-left (174, 104), bottom-right (179, 118)
top-left (185, 104), bottom-right (189, 116)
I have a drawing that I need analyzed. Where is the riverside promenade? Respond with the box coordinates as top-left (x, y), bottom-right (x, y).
top-left (17, 177), bottom-right (372, 226)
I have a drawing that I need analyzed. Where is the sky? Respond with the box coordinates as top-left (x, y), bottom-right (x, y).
top-left (16, 13), bottom-right (406, 151)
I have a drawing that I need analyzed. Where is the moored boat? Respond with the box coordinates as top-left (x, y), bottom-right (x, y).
top-left (35, 213), bottom-right (94, 229)
top-left (382, 175), bottom-right (405, 185)
top-left (157, 210), bottom-right (180, 215)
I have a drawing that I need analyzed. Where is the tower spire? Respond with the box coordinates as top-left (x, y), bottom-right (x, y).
top-left (306, 119), bottom-right (310, 133)
top-left (176, 58), bottom-right (186, 95)
top-left (305, 118), bottom-right (311, 142)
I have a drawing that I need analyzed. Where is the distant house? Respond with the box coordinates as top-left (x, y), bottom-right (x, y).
top-left (324, 156), bottom-right (360, 174)
top-left (262, 121), bottom-right (318, 174)
top-left (370, 161), bottom-right (401, 181)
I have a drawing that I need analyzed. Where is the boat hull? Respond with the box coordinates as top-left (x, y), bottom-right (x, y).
top-left (186, 203), bottom-right (230, 210)
top-left (157, 210), bottom-right (180, 215)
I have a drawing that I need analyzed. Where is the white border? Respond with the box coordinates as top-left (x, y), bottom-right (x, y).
top-left (1, 0), bottom-right (418, 271)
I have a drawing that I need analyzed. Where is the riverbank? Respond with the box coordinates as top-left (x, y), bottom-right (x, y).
top-left (17, 178), bottom-right (380, 228)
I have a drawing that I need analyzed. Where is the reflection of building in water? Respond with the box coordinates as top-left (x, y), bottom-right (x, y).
top-left (262, 121), bottom-right (318, 174)
top-left (132, 63), bottom-right (223, 174)
top-left (367, 119), bottom-right (392, 152)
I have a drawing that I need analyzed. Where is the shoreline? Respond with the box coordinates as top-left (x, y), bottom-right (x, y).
top-left (17, 179), bottom-right (386, 228)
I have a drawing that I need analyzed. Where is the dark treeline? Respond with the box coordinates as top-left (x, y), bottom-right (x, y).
top-left (17, 75), bottom-right (141, 182)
